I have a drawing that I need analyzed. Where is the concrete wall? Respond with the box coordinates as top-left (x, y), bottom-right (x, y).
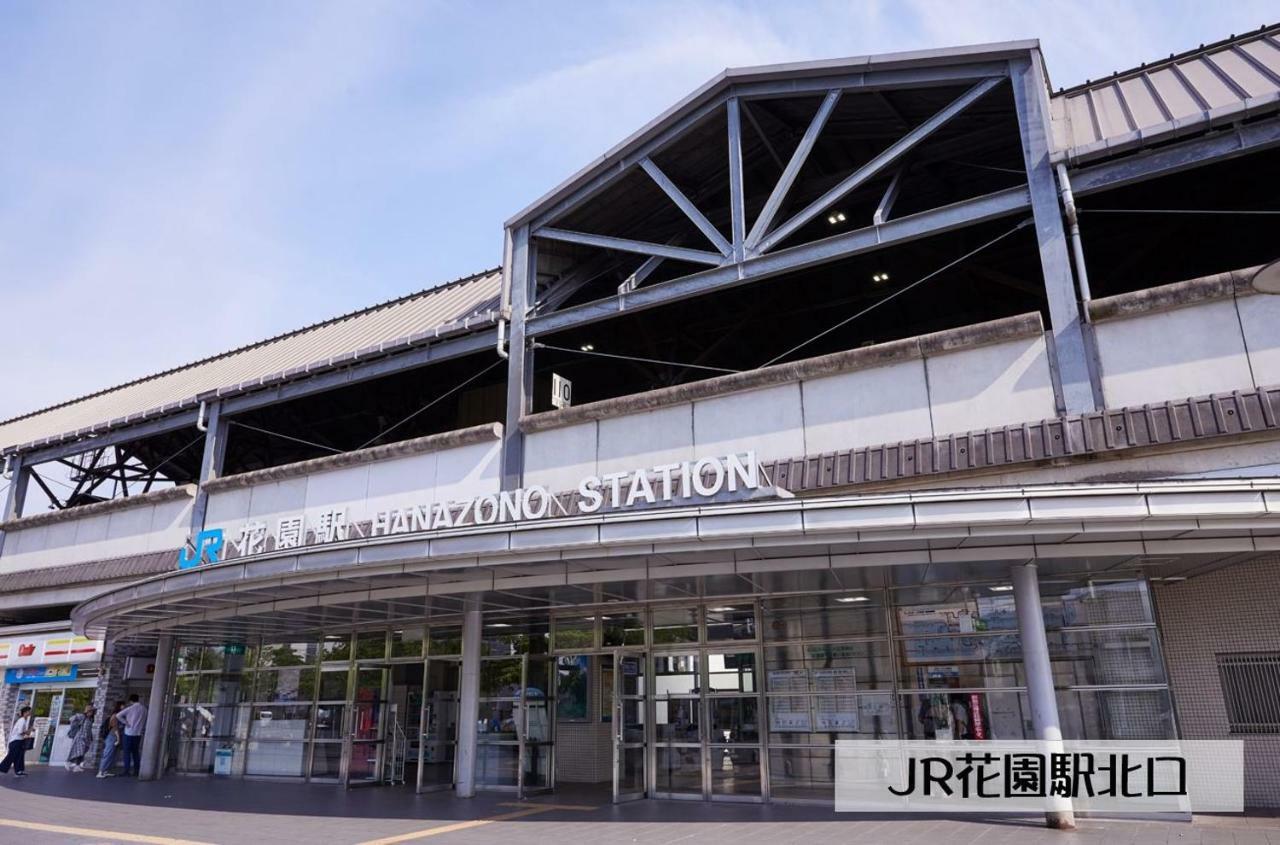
top-left (1153, 554), bottom-right (1280, 809)
top-left (205, 437), bottom-right (501, 555)
top-left (1091, 274), bottom-right (1280, 409)
top-left (0, 491), bottom-right (192, 575)
top-left (524, 332), bottom-right (1057, 493)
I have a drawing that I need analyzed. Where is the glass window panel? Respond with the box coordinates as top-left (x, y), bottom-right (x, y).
top-left (427, 626), bottom-right (462, 656)
top-left (654, 698), bottom-right (701, 743)
top-left (553, 616), bottom-right (596, 651)
top-left (1050, 577), bottom-right (1155, 627)
top-left (255, 667), bottom-right (317, 703)
top-left (478, 701), bottom-right (518, 740)
top-left (259, 642), bottom-right (317, 668)
top-left (309, 742), bottom-right (343, 779)
top-left (480, 658), bottom-right (523, 698)
top-left (525, 657), bottom-right (552, 702)
top-left (709, 696), bottom-right (759, 743)
top-left (601, 612), bottom-right (645, 647)
top-left (347, 741), bottom-right (380, 782)
top-left (655, 746), bottom-right (701, 794)
top-left (175, 646), bottom-right (205, 673)
top-left (899, 691), bottom-right (1029, 741)
top-left (319, 669), bottom-right (349, 701)
top-left (897, 634), bottom-right (1023, 689)
top-left (523, 742), bottom-right (552, 788)
top-left (312, 704), bottom-right (345, 740)
top-left (618, 654), bottom-right (645, 697)
top-left (707, 651), bottom-right (756, 692)
top-left (173, 674), bottom-right (201, 705)
top-left (390, 628), bottom-right (425, 659)
top-left (354, 669), bottom-right (384, 703)
top-left (169, 739), bottom-right (216, 774)
top-left (653, 653), bottom-right (699, 697)
top-left (246, 740), bottom-right (308, 777)
top-left (321, 635), bottom-right (352, 663)
top-left (652, 607), bottom-right (698, 644)
top-left (1056, 688), bottom-right (1175, 740)
top-left (762, 594), bottom-right (887, 641)
top-left (710, 746), bottom-right (761, 796)
top-left (765, 641), bottom-right (894, 691)
top-left (420, 742), bottom-right (456, 787)
top-left (1048, 629), bottom-right (1166, 686)
top-left (249, 705), bottom-right (312, 743)
top-left (555, 656), bottom-right (589, 722)
top-left (768, 692), bottom-right (898, 743)
top-left (769, 747), bottom-right (834, 801)
top-left (706, 605), bottom-right (756, 642)
top-left (351, 701), bottom-right (382, 741)
top-left (481, 620), bottom-right (549, 656)
top-left (355, 631), bottom-right (387, 660)
top-left (476, 743), bottom-right (519, 787)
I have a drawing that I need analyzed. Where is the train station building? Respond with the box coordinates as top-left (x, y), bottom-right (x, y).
top-left (1, 26), bottom-right (1279, 812)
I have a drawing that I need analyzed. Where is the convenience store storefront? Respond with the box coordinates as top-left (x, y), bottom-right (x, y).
top-left (0, 628), bottom-right (104, 766)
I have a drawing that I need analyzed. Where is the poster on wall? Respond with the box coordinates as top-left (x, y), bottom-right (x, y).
top-left (768, 696), bottom-right (812, 732)
top-left (813, 668), bottom-right (858, 731)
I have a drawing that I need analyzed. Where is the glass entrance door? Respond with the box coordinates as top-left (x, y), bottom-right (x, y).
top-left (612, 651), bottom-right (647, 803)
top-left (652, 652), bottom-right (703, 799)
top-left (417, 657), bottom-right (460, 792)
top-left (343, 666), bottom-right (387, 787)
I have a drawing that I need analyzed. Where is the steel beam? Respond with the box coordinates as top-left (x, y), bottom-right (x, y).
top-left (188, 401), bottom-right (228, 536)
top-left (1069, 117), bottom-right (1280, 195)
top-left (745, 89), bottom-right (842, 251)
top-left (502, 226), bottom-right (534, 490)
top-left (726, 98), bottom-right (747, 262)
top-left (727, 60), bottom-right (1010, 101)
top-left (639, 158), bottom-right (732, 257)
top-left (533, 227), bottom-right (723, 266)
top-left (527, 184), bottom-right (1029, 336)
top-left (741, 101), bottom-right (784, 169)
top-left (618, 255), bottom-right (664, 295)
top-left (0, 452), bottom-right (28, 558)
top-left (1009, 55), bottom-right (1098, 415)
top-left (755, 77), bottom-right (1004, 255)
top-left (873, 165), bottom-right (906, 225)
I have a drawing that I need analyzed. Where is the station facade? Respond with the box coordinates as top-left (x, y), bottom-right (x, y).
top-left (2, 28), bottom-right (1279, 812)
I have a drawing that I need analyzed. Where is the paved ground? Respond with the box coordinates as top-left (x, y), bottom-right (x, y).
top-left (0, 768), bottom-right (1276, 845)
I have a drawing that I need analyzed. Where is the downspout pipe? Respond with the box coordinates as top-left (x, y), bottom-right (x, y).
top-left (1056, 162), bottom-right (1093, 304)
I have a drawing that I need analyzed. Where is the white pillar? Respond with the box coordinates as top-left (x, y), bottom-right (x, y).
top-left (138, 635), bottom-right (174, 781)
top-left (454, 596), bottom-right (483, 798)
top-left (1011, 563), bottom-right (1076, 830)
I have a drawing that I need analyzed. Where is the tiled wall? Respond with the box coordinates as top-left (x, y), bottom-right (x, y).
top-left (554, 655), bottom-right (611, 784)
top-left (1153, 555), bottom-right (1280, 808)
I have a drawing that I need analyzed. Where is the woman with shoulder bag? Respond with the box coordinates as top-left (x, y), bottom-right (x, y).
top-left (0, 707), bottom-right (34, 777)
top-left (64, 704), bottom-right (96, 772)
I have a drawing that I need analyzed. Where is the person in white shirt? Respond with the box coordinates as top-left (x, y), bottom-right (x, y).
top-left (117, 695), bottom-right (148, 777)
top-left (0, 706), bottom-right (33, 776)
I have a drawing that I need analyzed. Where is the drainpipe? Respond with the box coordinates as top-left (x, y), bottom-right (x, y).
top-left (495, 317), bottom-right (509, 360)
top-left (195, 401), bottom-right (208, 433)
top-left (1056, 163), bottom-right (1093, 304)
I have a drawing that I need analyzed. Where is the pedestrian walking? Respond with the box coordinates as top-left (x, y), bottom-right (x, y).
top-left (64, 703), bottom-right (96, 772)
top-left (117, 694), bottom-right (148, 777)
top-left (96, 701), bottom-right (126, 779)
top-left (0, 707), bottom-right (33, 777)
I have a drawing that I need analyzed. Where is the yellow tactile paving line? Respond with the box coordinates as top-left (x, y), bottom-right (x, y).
top-left (354, 802), bottom-right (598, 845)
top-left (0, 817), bottom-right (217, 845)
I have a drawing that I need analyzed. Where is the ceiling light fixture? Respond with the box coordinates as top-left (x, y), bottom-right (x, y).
top-left (580, 343), bottom-right (595, 352)
top-left (487, 622), bottom-right (512, 628)
top-left (709, 606), bottom-right (736, 612)
top-left (989, 585), bottom-right (1014, 592)
top-left (871, 272), bottom-right (891, 283)
top-left (827, 211), bottom-right (847, 225)
top-left (835, 596), bottom-right (869, 603)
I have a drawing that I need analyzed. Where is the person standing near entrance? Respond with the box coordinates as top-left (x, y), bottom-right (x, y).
top-left (0, 706), bottom-right (33, 777)
top-left (117, 694), bottom-right (147, 777)
top-left (96, 701), bottom-right (126, 779)
top-left (64, 704), bottom-right (97, 772)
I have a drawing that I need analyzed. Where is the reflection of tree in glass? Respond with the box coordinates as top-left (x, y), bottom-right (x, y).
top-left (556, 657), bottom-right (589, 719)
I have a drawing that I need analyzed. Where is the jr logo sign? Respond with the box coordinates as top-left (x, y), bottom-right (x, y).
top-left (178, 528), bottom-right (224, 570)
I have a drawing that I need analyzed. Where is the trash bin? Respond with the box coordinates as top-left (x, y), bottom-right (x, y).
top-left (213, 746), bottom-right (234, 776)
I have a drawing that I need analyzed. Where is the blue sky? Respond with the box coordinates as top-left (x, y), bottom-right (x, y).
top-left (0, 0), bottom-right (1272, 421)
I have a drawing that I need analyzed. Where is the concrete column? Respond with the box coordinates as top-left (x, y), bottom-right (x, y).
top-left (138, 635), bottom-right (174, 781)
top-left (454, 596), bottom-right (483, 798)
top-left (0, 452), bottom-right (30, 559)
top-left (1011, 562), bottom-right (1076, 830)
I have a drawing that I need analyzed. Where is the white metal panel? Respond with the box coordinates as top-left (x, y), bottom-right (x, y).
top-left (801, 359), bottom-right (933, 453)
top-left (925, 335), bottom-right (1057, 435)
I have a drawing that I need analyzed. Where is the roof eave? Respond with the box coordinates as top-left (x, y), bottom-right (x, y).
top-left (503, 39), bottom-right (1040, 230)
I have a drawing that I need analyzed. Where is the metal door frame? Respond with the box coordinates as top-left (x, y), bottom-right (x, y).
top-left (703, 643), bottom-right (766, 804)
top-left (518, 653), bottom-right (555, 798)
top-left (612, 649), bottom-right (648, 803)
top-left (341, 663), bottom-right (389, 788)
top-left (416, 655), bottom-right (462, 793)
top-left (648, 650), bottom-right (704, 801)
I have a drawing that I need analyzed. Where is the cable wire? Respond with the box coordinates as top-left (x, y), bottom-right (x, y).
top-left (760, 218), bottom-right (1033, 369)
top-left (357, 358), bottom-right (506, 450)
top-left (533, 343), bottom-right (741, 374)
top-left (230, 421), bottom-right (345, 455)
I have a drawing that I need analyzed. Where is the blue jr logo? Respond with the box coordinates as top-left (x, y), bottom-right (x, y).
top-left (178, 528), bottom-right (224, 570)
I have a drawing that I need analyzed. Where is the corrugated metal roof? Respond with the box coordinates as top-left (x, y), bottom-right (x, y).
top-left (1050, 25), bottom-right (1280, 161)
top-left (0, 268), bottom-right (503, 454)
